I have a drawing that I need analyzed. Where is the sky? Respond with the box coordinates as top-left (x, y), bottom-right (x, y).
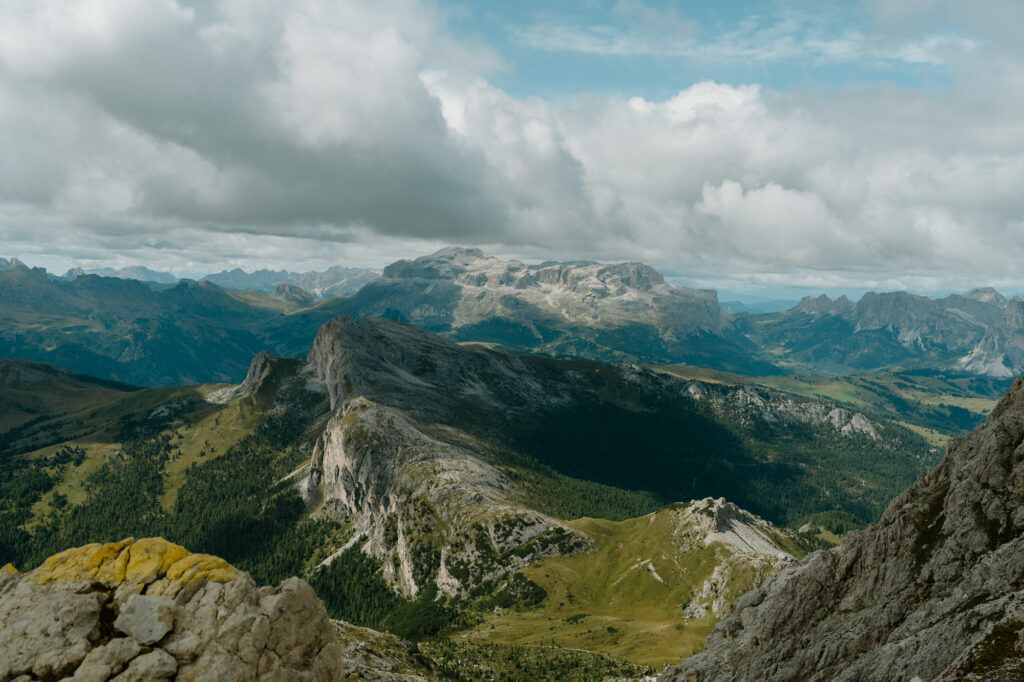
top-left (1, 0), bottom-right (1023, 298)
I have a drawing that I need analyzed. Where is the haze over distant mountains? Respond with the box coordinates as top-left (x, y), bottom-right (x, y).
top-left (745, 287), bottom-right (1024, 377)
top-left (61, 263), bottom-right (380, 300)
top-left (5, 247), bottom-right (1024, 385)
top-left (199, 265), bottom-right (380, 299)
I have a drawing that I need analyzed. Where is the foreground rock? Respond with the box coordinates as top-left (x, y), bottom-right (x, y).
top-left (663, 377), bottom-right (1024, 681)
top-left (0, 538), bottom-right (439, 681)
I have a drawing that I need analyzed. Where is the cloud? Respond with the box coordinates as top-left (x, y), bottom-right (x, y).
top-left (0, 0), bottom-right (1023, 292)
top-left (0, 0), bottom-right (508, 241)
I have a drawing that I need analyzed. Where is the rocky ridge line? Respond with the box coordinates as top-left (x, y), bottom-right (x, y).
top-left (304, 316), bottom-right (592, 598)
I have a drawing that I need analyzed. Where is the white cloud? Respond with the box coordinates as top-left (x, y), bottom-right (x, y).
top-left (0, 0), bottom-right (1023, 292)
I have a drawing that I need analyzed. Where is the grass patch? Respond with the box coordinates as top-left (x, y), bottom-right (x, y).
top-left (463, 508), bottom-right (761, 667)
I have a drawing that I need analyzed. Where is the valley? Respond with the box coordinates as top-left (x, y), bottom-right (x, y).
top-left (2, 306), bottom-right (1007, 677)
top-left (2, 252), bottom-right (1024, 679)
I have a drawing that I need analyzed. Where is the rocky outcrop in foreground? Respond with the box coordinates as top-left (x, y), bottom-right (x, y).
top-left (0, 538), bottom-right (438, 681)
top-left (663, 377), bottom-right (1024, 681)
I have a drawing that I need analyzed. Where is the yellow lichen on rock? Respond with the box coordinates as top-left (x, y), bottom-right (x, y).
top-left (27, 537), bottom-right (239, 587)
top-left (164, 552), bottom-right (239, 585)
top-left (124, 537), bottom-right (192, 584)
top-left (32, 538), bottom-right (133, 584)
top-left (1, 564), bottom-right (17, 576)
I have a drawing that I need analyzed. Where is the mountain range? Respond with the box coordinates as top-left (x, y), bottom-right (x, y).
top-left (0, 248), bottom-right (777, 385)
top-left (0, 311), bottom-right (956, 668)
top-left (7, 248), bottom-right (1024, 391)
top-left (199, 265), bottom-right (380, 299)
top-left (1, 279), bottom-right (1023, 676)
top-left (742, 287), bottom-right (1024, 377)
top-left (61, 262), bottom-right (381, 298)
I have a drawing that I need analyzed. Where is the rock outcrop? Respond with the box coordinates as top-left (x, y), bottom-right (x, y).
top-left (0, 538), bottom-right (345, 681)
top-left (663, 377), bottom-right (1024, 681)
top-left (671, 498), bottom-right (796, 620)
top-left (304, 316), bottom-right (592, 597)
top-left (687, 382), bottom-right (881, 440)
top-left (272, 283), bottom-right (317, 308)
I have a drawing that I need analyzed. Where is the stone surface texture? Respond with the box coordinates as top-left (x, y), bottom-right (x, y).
top-left (663, 377), bottom-right (1024, 681)
top-left (0, 537), bottom-right (348, 681)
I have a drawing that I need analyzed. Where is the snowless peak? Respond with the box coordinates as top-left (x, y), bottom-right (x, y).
top-left (962, 287), bottom-right (1007, 305)
top-left (382, 246), bottom-right (504, 280)
top-left (383, 247), bottom-right (671, 294)
top-left (427, 246), bottom-right (488, 261)
top-left (794, 294), bottom-right (853, 315)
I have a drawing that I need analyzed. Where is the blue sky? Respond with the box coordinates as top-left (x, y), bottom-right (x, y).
top-left (1, 0), bottom-right (1022, 299)
top-left (447, 0), bottom-right (966, 99)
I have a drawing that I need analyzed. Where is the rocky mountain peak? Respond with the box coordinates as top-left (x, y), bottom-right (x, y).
top-left (680, 497), bottom-right (794, 560)
top-left (238, 350), bottom-right (278, 396)
top-left (794, 293), bottom-right (853, 315)
top-left (208, 349), bottom-right (304, 404)
top-left (3, 257), bottom-right (29, 271)
top-left (381, 246), bottom-right (495, 281)
top-left (664, 376), bottom-right (1024, 681)
top-left (0, 537), bottom-right (344, 681)
top-left (963, 286), bottom-right (1007, 305)
top-left (272, 282), bottom-right (316, 307)
top-left (380, 247), bottom-right (674, 297)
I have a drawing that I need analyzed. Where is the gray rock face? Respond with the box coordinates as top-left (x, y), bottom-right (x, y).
top-left (71, 639), bottom-right (144, 681)
top-left (115, 649), bottom-right (178, 680)
top-left (305, 316), bottom-right (593, 597)
top-left (760, 288), bottom-right (1024, 376)
top-left (113, 594), bottom-right (176, 646)
top-left (0, 538), bottom-right (345, 681)
top-left (335, 247), bottom-right (758, 370)
top-left (662, 377), bottom-right (1024, 681)
top-left (688, 382), bottom-right (881, 440)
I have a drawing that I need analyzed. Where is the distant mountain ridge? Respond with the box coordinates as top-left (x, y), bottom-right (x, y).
top-left (0, 260), bottom-right (287, 385)
top-left (741, 287), bottom-right (1024, 377)
top-left (59, 262), bottom-right (380, 299)
top-left (302, 247), bottom-right (775, 374)
top-left (64, 265), bottom-right (179, 284)
top-left (200, 265), bottom-right (379, 299)
top-left (6, 249), bottom-right (1024, 383)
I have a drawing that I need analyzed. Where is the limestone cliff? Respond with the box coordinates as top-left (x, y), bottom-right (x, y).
top-left (308, 399), bottom-right (590, 598)
top-left (304, 316), bottom-right (592, 597)
top-left (663, 377), bottom-right (1024, 681)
